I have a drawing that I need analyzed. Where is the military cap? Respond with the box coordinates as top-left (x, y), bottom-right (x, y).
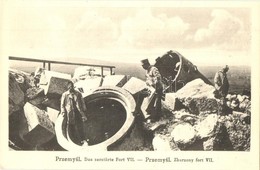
top-left (141, 59), bottom-right (150, 65)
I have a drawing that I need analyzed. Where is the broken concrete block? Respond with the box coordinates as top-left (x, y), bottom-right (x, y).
top-left (152, 135), bottom-right (172, 151)
top-left (223, 113), bottom-right (250, 151)
top-left (195, 114), bottom-right (218, 139)
top-left (42, 98), bottom-right (60, 111)
top-left (122, 77), bottom-right (146, 95)
top-left (74, 77), bottom-right (103, 98)
top-left (176, 78), bottom-right (220, 115)
top-left (9, 99), bottom-right (22, 115)
top-left (39, 70), bottom-right (71, 97)
top-left (9, 73), bottom-right (25, 115)
top-left (176, 78), bottom-right (215, 98)
top-left (26, 87), bottom-right (44, 100)
top-left (46, 107), bottom-right (59, 123)
top-left (23, 102), bottom-right (55, 146)
top-left (26, 87), bottom-right (45, 106)
top-left (102, 75), bottom-right (128, 87)
top-left (9, 69), bottom-right (32, 92)
top-left (239, 98), bottom-right (251, 112)
top-left (203, 137), bottom-right (215, 151)
top-left (47, 77), bottom-right (71, 98)
top-left (162, 93), bottom-right (176, 112)
top-left (170, 123), bottom-right (196, 149)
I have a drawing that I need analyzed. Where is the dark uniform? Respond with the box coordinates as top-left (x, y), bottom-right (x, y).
top-left (142, 59), bottom-right (163, 121)
top-left (61, 89), bottom-right (87, 145)
top-left (214, 67), bottom-right (229, 98)
top-left (214, 65), bottom-right (230, 115)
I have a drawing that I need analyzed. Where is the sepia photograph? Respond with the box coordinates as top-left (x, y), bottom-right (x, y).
top-left (0, 0), bottom-right (259, 170)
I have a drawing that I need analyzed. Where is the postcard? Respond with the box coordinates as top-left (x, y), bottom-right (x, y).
top-left (0, 1), bottom-right (259, 170)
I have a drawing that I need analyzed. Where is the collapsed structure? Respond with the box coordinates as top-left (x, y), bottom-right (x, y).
top-left (8, 50), bottom-right (251, 151)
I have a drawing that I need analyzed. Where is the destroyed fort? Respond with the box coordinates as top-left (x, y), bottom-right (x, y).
top-left (9, 50), bottom-right (251, 151)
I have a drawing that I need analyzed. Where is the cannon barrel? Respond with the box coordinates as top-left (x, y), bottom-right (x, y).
top-left (155, 50), bottom-right (212, 92)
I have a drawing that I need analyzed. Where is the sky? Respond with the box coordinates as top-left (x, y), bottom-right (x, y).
top-left (1, 1), bottom-right (253, 66)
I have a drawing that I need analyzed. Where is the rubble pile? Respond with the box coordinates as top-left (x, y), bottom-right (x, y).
top-left (9, 69), bottom-right (34, 115)
top-left (9, 69), bottom-right (72, 150)
top-left (225, 94), bottom-right (251, 116)
top-left (9, 66), bottom-right (251, 151)
top-left (147, 78), bottom-right (251, 151)
top-left (175, 79), bottom-right (220, 115)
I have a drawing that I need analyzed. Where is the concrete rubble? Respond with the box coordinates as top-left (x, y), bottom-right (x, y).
top-left (175, 78), bottom-right (220, 115)
top-left (152, 135), bottom-right (172, 151)
top-left (102, 75), bottom-right (128, 87)
top-left (225, 94), bottom-right (251, 115)
top-left (195, 114), bottom-right (218, 139)
top-left (46, 107), bottom-right (60, 124)
top-left (9, 73), bottom-right (25, 115)
top-left (145, 78), bottom-right (251, 151)
top-left (9, 66), bottom-right (251, 151)
top-left (23, 102), bottom-right (55, 146)
top-left (170, 123), bottom-right (197, 149)
top-left (26, 87), bottom-right (45, 107)
top-left (39, 70), bottom-right (71, 97)
top-left (74, 77), bottom-right (103, 97)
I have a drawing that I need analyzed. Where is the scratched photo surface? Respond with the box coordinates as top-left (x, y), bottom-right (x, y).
top-left (1, 1), bottom-right (259, 170)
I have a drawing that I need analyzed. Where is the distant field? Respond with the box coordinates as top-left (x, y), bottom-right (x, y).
top-left (10, 60), bottom-right (250, 94)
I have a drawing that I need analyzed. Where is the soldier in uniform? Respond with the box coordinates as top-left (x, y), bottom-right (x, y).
top-left (141, 59), bottom-right (164, 122)
top-left (214, 65), bottom-right (230, 98)
top-left (214, 65), bottom-right (230, 115)
top-left (60, 81), bottom-right (88, 145)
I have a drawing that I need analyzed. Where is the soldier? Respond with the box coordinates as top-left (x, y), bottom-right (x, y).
top-left (214, 65), bottom-right (230, 98)
top-left (214, 65), bottom-right (230, 115)
top-left (60, 81), bottom-right (88, 145)
top-left (141, 59), bottom-right (164, 122)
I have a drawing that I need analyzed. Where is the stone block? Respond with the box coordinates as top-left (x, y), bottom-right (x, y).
top-left (42, 98), bottom-right (60, 111)
top-left (74, 77), bottom-right (103, 98)
top-left (9, 69), bottom-right (32, 92)
top-left (152, 135), bottom-right (172, 151)
top-left (176, 79), bottom-right (220, 115)
top-left (23, 102), bottom-right (55, 146)
top-left (26, 87), bottom-right (45, 106)
top-left (170, 123), bottom-right (196, 149)
top-left (203, 137), bottom-right (214, 151)
top-left (47, 77), bottom-right (71, 97)
top-left (224, 113), bottom-right (250, 151)
top-left (102, 75), bottom-right (128, 87)
top-left (9, 73), bottom-right (25, 115)
top-left (195, 114), bottom-right (218, 139)
top-left (46, 107), bottom-right (60, 123)
top-left (39, 70), bottom-right (71, 96)
top-left (122, 77), bottom-right (146, 95)
top-left (162, 93), bottom-right (176, 112)
top-left (26, 87), bottom-right (44, 100)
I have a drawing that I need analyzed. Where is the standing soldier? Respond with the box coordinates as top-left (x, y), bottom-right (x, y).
top-left (214, 65), bottom-right (230, 115)
top-left (141, 59), bottom-right (164, 122)
top-left (214, 65), bottom-right (230, 98)
top-left (60, 81), bottom-right (88, 145)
